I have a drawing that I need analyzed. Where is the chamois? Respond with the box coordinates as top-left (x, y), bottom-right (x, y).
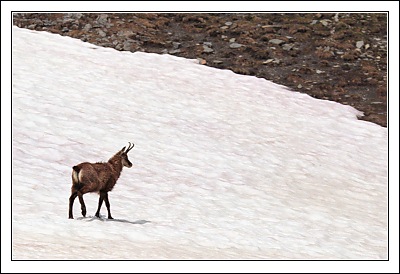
top-left (68, 142), bottom-right (134, 219)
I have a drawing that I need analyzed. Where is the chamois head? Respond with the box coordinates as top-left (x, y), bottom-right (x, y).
top-left (119, 142), bottom-right (134, 168)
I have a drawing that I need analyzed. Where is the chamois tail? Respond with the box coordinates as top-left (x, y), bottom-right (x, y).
top-left (72, 165), bottom-right (84, 191)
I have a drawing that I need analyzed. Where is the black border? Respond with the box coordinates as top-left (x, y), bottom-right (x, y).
top-left (10, 11), bottom-right (390, 263)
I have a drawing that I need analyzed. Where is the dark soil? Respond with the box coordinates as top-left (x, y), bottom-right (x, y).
top-left (13, 13), bottom-right (387, 127)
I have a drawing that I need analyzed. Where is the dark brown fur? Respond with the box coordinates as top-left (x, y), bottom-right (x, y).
top-left (68, 143), bottom-right (134, 219)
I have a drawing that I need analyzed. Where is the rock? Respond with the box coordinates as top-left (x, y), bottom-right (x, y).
top-left (197, 58), bottom-right (207, 65)
top-left (333, 13), bottom-right (339, 22)
top-left (67, 13), bottom-right (83, 19)
top-left (169, 49), bottom-right (181, 54)
top-left (96, 14), bottom-right (108, 25)
top-left (213, 60), bottom-right (223, 64)
top-left (123, 41), bottom-right (132, 51)
top-left (70, 24), bottom-right (79, 30)
top-left (282, 44), bottom-right (294, 51)
top-left (229, 38), bottom-right (236, 43)
top-left (98, 37), bottom-right (110, 43)
top-left (320, 19), bottom-right (331, 26)
top-left (220, 26), bottom-right (229, 30)
top-left (263, 59), bottom-right (274, 64)
top-left (297, 84), bottom-right (303, 88)
top-left (229, 43), bottom-right (243, 49)
top-left (172, 42), bottom-right (181, 49)
top-left (98, 29), bottom-right (107, 37)
top-left (62, 27), bottom-right (69, 33)
top-left (83, 24), bottom-right (92, 32)
top-left (261, 25), bottom-right (282, 28)
top-left (272, 59), bottom-right (281, 64)
top-left (356, 40), bottom-right (364, 49)
top-left (316, 70), bottom-right (325, 74)
top-left (62, 18), bottom-right (75, 25)
top-left (225, 22), bottom-right (233, 26)
top-left (203, 42), bottom-right (213, 47)
top-left (230, 22), bottom-right (238, 29)
top-left (117, 30), bottom-right (134, 38)
top-left (269, 39), bottom-right (285, 45)
top-left (203, 45), bottom-right (214, 53)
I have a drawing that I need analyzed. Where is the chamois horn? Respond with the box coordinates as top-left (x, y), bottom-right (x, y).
top-left (126, 142), bottom-right (134, 153)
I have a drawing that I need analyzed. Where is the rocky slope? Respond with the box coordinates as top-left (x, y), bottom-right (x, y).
top-left (13, 13), bottom-right (387, 127)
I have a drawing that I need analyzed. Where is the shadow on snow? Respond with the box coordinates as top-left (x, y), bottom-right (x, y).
top-left (77, 215), bottom-right (150, 225)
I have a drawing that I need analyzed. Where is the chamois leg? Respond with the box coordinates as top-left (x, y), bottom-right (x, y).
top-left (78, 193), bottom-right (86, 217)
top-left (104, 192), bottom-right (113, 219)
top-left (95, 192), bottom-right (106, 218)
top-left (69, 192), bottom-right (78, 219)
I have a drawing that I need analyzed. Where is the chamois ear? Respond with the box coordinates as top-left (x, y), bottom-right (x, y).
top-left (119, 146), bottom-right (126, 154)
